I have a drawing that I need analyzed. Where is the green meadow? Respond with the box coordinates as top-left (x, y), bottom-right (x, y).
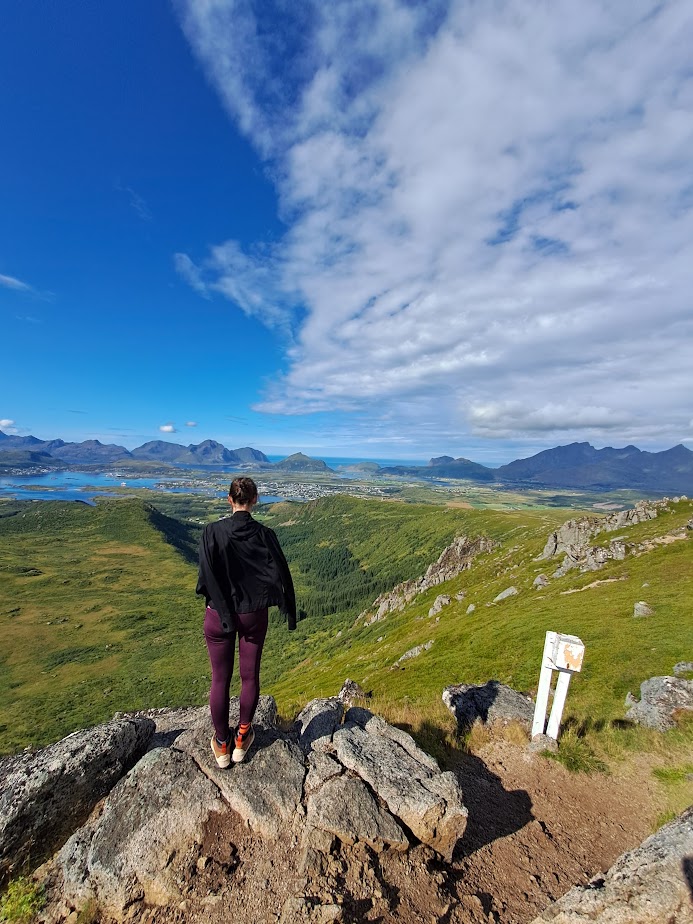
top-left (1, 492), bottom-right (692, 817)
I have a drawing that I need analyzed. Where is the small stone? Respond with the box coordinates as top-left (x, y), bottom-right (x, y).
top-left (673, 662), bottom-right (693, 676)
top-left (196, 855), bottom-right (209, 871)
top-left (466, 604), bottom-right (475, 614)
top-left (337, 679), bottom-right (367, 704)
top-left (493, 586), bottom-right (518, 603)
top-left (533, 574), bottom-right (549, 588)
top-left (528, 734), bottom-right (558, 754)
top-left (393, 641), bottom-right (433, 668)
top-left (633, 601), bottom-right (654, 618)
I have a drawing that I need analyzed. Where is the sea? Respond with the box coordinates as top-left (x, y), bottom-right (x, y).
top-left (0, 472), bottom-right (283, 505)
top-left (0, 456), bottom-right (424, 503)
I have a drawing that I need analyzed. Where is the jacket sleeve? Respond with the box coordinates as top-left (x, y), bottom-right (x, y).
top-left (265, 527), bottom-right (297, 630)
top-left (196, 526), bottom-right (234, 628)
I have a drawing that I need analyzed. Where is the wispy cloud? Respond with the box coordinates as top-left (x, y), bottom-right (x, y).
top-left (116, 182), bottom-right (153, 221)
top-left (176, 0), bottom-right (693, 449)
top-left (185, 421), bottom-right (198, 427)
top-left (159, 423), bottom-right (176, 433)
top-left (1, 273), bottom-right (32, 293)
top-left (174, 253), bottom-right (209, 297)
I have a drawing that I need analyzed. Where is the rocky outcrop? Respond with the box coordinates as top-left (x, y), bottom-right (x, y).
top-left (359, 534), bottom-right (498, 624)
top-left (537, 498), bottom-right (690, 575)
top-left (530, 805), bottom-right (693, 923)
top-left (332, 708), bottom-right (467, 860)
top-left (625, 676), bottom-right (693, 730)
top-left (177, 726), bottom-right (306, 841)
top-left (428, 594), bottom-right (451, 617)
top-left (337, 678), bottom-right (367, 704)
top-left (59, 747), bottom-right (225, 911)
top-left (0, 716), bottom-right (154, 884)
top-left (33, 696), bottom-right (469, 921)
top-left (673, 662), bottom-right (693, 676)
top-left (443, 681), bottom-right (534, 732)
top-left (306, 774), bottom-right (409, 853)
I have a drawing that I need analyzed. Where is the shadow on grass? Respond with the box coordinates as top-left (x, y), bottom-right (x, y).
top-left (562, 715), bottom-right (636, 737)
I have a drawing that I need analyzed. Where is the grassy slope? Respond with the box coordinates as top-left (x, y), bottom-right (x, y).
top-left (1, 494), bottom-right (691, 792)
top-left (266, 498), bottom-right (693, 723)
top-left (0, 500), bottom-right (206, 752)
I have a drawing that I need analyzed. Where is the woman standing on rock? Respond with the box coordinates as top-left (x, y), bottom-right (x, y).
top-left (196, 476), bottom-right (296, 768)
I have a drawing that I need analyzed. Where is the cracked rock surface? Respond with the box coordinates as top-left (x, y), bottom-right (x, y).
top-left (35, 695), bottom-right (468, 919)
top-left (0, 716), bottom-right (154, 883)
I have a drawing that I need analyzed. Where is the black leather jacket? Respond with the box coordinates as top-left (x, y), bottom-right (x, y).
top-left (196, 511), bottom-right (296, 632)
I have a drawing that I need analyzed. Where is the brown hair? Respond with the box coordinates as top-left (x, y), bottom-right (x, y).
top-left (229, 476), bottom-right (258, 506)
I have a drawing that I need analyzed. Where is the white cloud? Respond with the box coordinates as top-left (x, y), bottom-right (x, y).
top-left (159, 424), bottom-right (176, 433)
top-left (0, 419), bottom-right (15, 427)
top-left (174, 253), bottom-right (209, 297)
top-left (176, 0), bottom-right (693, 449)
top-left (185, 421), bottom-right (198, 427)
top-left (0, 273), bottom-right (32, 292)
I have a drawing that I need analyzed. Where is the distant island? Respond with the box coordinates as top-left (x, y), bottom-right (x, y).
top-left (1, 430), bottom-right (692, 493)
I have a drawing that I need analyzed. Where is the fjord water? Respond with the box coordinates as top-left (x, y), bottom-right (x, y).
top-left (0, 472), bottom-right (284, 503)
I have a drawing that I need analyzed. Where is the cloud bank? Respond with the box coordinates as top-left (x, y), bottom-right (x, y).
top-left (175, 0), bottom-right (693, 449)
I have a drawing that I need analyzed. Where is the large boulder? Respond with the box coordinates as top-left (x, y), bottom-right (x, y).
top-left (332, 707), bottom-right (466, 860)
top-left (625, 676), bottom-right (693, 731)
top-left (530, 805), bottom-right (693, 923)
top-left (59, 746), bottom-right (225, 912)
top-left (442, 680), bottom-right (534, 732)
top-left (0, 716), bottom-right (154, 883)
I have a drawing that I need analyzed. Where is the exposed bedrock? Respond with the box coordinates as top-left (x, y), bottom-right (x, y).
top-left (0, 716), bottom-right (154, 884)
top-left (530, 805), bottom-right (693, 923)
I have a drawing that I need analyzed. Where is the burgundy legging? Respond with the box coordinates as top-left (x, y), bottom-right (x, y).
top-left (203, 606), bottom-right (268, 741)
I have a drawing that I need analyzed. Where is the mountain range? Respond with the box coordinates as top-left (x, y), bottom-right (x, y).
top-left (381, 442), bottom-right (693, 493)
top-left (1, 430), bottom-right (692, 492)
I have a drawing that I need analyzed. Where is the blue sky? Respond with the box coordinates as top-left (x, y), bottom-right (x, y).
top-left (2, 1), bottom-right (692, 464)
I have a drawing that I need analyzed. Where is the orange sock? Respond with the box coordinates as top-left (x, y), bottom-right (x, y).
top-left (238, 722), bottom-right (251, 734)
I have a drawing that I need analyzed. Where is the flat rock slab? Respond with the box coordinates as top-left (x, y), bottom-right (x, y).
top-left (177, 726), bottom-right (306, 841)
top-left (443, 680), bottom-right (534, 731)
top-left (333, 708), bottom-right (466, 860)
top-left (625, 675), bottom-right (693, 731)
top-left (119, 694), bottom-right (279, 749)
top-left (306, 773), bottom-right (409, 852)
top-left (0, 716), bottom-right (154, 883)
top-left (59, 746), bottom-right (225, 913)
top-left (530, 805), bottom-right (693, 923)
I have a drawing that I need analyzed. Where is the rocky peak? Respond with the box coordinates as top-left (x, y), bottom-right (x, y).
top-left (359, 534), bottom-right (498, 625)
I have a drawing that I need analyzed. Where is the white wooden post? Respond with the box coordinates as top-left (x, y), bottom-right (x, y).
top-left (546, 670), bottom-right (572, 740)
top-left (531, 631), bottom-right (556, 738)
top-left (532, 631), bottom-right (585, 742)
